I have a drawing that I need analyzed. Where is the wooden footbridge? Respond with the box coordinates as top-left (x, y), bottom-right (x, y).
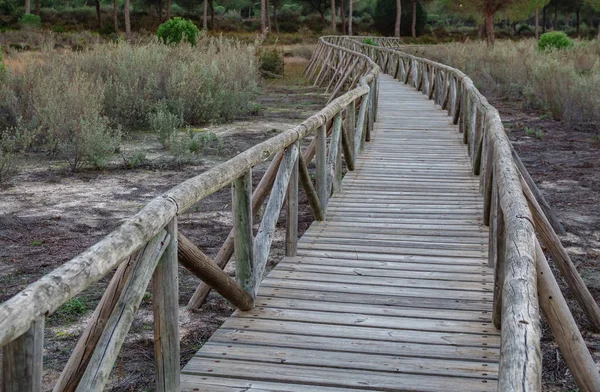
top-left (1, 36), bottom-right (599, 392)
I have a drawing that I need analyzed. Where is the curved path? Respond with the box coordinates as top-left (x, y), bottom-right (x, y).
top-left (181, 75), bottom-right (498, 391)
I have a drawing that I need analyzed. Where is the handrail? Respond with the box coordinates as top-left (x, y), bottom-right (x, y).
top-left (0, 38), bottom-right (380, 392)
top-left (316, 36), bottom-right (600, 392)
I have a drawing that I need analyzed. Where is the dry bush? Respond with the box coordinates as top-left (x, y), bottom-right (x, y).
top-left (0, 36), bottom-right (259, 171)
top-left (407, 39), bottom-right (600, 128)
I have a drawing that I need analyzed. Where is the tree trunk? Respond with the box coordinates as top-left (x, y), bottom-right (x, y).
top-left (125, 0), bottom-right (131, 41)
top-left (209, 0), bottom-right (214, 28)
top-left (158, 0), bottom-right (163, 23)
top-left (478, 23), bottom-right (484, 39)
top-left (266, 0), bottom-right (271, 32)
top-left (25, 0), bottom-right (30, 13)
top-left (543, 6), bottom-right (546, 33)
top-left (166, 0), bottom-right (170, 20)
top-left (203, 0), bottom-right (208, 29)
top-left (394, 0), bottom-right (401, 37)
top-left (340, 0), bottom-right (346, 34)
top-left (576, 8), bottom-right (580, 37)
top-left (113, 0), bottom-right (119, 34)
top-left (331, 0), bottom-right (336, 32)
top-left (261, 0), bottom-right (267, 36)
top-left (320, 11), bottom-right (326, 28)
top-left (34, 0), bottom-right (39, 15)
top-left (348, 0), bottom-right (352, 36)
top-left (485, 7), bottom-right (495, 45)
top-left (553, 5), bottom-right (558, 31)
top-left (535, 9), bottom-right (539, 39)
top-left (274, 3), bottom-right (279, 34)
top-left (411, 0), bottom-right (416, 38)
top-left (95, 0), bottom-right (102, 28)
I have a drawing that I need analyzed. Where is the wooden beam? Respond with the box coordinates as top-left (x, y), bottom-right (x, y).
top-left (521, 176), bottom-right (600, 331)
top-left (252, 144), bottom-right (299, 296)
top-left (511, 144), bottom-right (566, 235)
top-left (297, 152), bottom-right (325, 222)
top-left (536, 240), bottom-right (600, 392)
top-left (315, 124), bottom-right (328, 213)
top-left (341, 120), bottom-right (355, 171)
top-left (186, 151), bottom-right (284, 309)
top-left (53, 252), bottom-right (141, 392)
top-left (178, 233), bottom-right (254, 310)
top-left (327, 114), bottom-right (342, 195)
top-left (153, 218), bottom-right (180, 392)
top-left (76, 230), bottom-right (170, 392)
top-left (286, 143), bottom-right (299, 257)
top-left (2, 318), bottom-right (44, 392)
top-left (232, 170), bottom-right (254, 297)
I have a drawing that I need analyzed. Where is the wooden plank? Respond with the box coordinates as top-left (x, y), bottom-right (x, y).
top-left (209, 328), bottom-right (499, 361)
top-left (253, 144), bottom-right (299, 296)
top-left (195, 343), bottom-right (498, 379)
top-left (182, 358), bottom-right (497, 391)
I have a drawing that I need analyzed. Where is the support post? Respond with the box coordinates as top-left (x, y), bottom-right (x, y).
top-left (286, 144), bottom-right (299, 257)
top-left (316, 125), bottom-right (328, 215)
top-left (232, 170), bottom-right (254, 296)
top-left (153, 218), bottom-right (180, 392)
top-left (2, 318), bottom-right (44, 392)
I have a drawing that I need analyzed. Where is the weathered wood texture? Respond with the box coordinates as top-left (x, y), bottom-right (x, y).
top-left (181, 75), bottom-right (499, 391)
top-left (2, 318), bottom-right (44, 392)
top-left (54, 252), bottom-right (142, 392)
top-left (536, 240), bottom-right (600, 392)
top-left (76, 230), bottom-right (170, 392)
top-left (153, 219), bottom-right (180, 392)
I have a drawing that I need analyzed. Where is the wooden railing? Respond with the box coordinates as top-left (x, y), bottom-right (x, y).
top-left (0, 40), bottom-right (379, 392)
top-left (308, 35), bottom-right (600, 392)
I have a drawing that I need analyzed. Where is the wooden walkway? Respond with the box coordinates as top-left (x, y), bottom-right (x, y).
top-left (181, 74), bottom-right (499, 391)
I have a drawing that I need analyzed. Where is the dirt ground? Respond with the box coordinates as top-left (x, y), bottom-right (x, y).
top-left (497, 99), bottom-right (600, 391)
top-left (0, 59), bottom-right (326, 391)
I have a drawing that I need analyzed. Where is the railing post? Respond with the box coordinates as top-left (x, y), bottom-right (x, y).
top-left (490, 179), bottom-right (504, 329)
top-left (233, 170), bottom-right (254, 295)
top-left (316, 125), bottom-right (328, 215)
top-left (153, 217), bottom-right (180, 392)
top-left (286, 144), bottom-right (299, 257)
top-left (2, 318), bottom-right (44, 392)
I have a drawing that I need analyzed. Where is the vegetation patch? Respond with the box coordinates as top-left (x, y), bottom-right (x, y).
top-left (0, 36), bottom-right (259, 174)
top-left (538, 31), bottom-right (574, 51)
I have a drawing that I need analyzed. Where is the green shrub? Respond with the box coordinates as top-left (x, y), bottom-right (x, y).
top-left (362, 38), bottom-right (379, 46)
top-left (0, 128), bottom-right (29, 183)
top-left (538, 32), bottom-right (574, 51)
top-left (157, 17), bottom-right (200, 46)
top-left (260, 49), bottom-right (284, 77)
top-left (34, 72), bottom-right (121, 171)
top-left (18, 14), bottom-right (41, 29)
top-left (149, 102), bottom-right (183, 148)
top-left (121, 150), bottom-right (149, 169)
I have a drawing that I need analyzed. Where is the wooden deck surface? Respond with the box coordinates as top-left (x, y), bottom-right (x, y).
top-left (181, 74), bottom-right (498, 391)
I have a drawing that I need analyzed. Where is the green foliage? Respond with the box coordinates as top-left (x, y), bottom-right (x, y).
top-left (149, 102), bottom-right (183, 148)
top-left (362, 38), bottom-right (379, 46)
top-left (538, 32), bottom-right (574, 51)
top-left (18, 14), bottom-right (41, 29)
top-left (260, 49), bottom-right (284, 77)
top-left (157, 17), bottom-right (200, 46)
top-left (121, 150), bottom-right (149, 169)
top-left (51, 297), bottom-right (88, 323)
